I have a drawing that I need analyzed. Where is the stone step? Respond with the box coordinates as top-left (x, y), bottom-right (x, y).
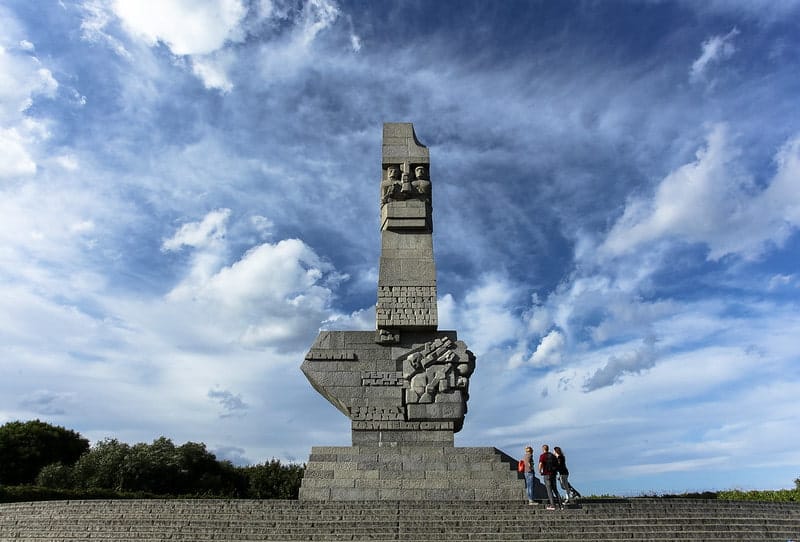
top-left (2, 500), bottom-right (799, 542)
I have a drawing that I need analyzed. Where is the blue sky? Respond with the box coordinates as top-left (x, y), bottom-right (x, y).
top-left (1, 0), bottom-right (799, 497)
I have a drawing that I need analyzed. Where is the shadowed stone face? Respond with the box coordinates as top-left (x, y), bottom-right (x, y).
top-left (300, 123), bottom-right (474, 445)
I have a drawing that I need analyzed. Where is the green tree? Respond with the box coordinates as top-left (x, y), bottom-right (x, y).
top-left (35, 463), bottom-right (75, 489)
top-left (240, 459), bottom-right (304, 499)
top-left (175, 441), bottom-right (247, 496)
top-left (119, 437), bottom-right (181, 493)
top-left (65, 437), bottom-right (248, 496)
top-left (0, 420), bottom-right (89, 485)
top-left (70, 438), bottom-right (131, 490)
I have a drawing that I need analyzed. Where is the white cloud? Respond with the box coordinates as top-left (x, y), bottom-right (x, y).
top-left (18, 40), bottom-right (34, 51)
top-left (690, 27), bottom-right (740, 82)
top-left (112, 0), bottom-right (247, 56)
top-left (298, 0), bottom-right (340, 48)
top-left (161, 210), bottom-right (341, 350)
top-left (249, 215), bottom-right (274, 237)
top-left (440, 275), bottom-right (524, 357)
top-left (110, 0), bottom-right (248, 92)
top-left (528, 329), bottom-right (566, 368)
top-left (54, 154), bottom-right (80, 171)
top-left (0, 43), bottom-right (58, 179)
top-left (0, 127), bottom-right (37, 178)
top-left (0, 46), bottom-right (58, 121)
top-left (80, 0), bottom-right (132, 58)
top-left (191, 53), bottom-right (235, 92)
top-left (81, 0), bottom-right (350, 91)
top-left (602, 125), bottom-right (800, 260)
top-left (255, 0), bottom-right (342, 81)
top-left (350, 33), bottom-right (361, 52)
top-left (768, 273), bottom-right (797, 291)
top-left (162, 208), bottom-right (231, 251)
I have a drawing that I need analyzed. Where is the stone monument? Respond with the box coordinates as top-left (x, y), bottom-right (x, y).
top-left (299, 123), bottom-right (526, 500)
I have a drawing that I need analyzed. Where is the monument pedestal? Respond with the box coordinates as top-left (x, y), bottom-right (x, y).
top-left (299, 445), bottom-right (534, 501)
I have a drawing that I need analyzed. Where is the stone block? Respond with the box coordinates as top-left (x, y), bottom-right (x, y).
top-left (407, 402), bottom-right (464, 421)
top-left (400, 478), bottom-right (449, 490)
top-left (308, 453), bottom-right (337, 462)
top-left (302, 469), bottom-right (334, 479)
top-left (378, 488), bottom-right (426, 500)
top-left (330, 488), bottom-right (379, 500)
top-left (355, 478), bottom-right (401, 489)
top-left (300, 477), bottom-right (354, 489)
top-left (382, 145), bottom-right (408, 158)
top-left (395, 469), bottom-right (427, 480)
top-left (382, 123), bottom-right (414, 138)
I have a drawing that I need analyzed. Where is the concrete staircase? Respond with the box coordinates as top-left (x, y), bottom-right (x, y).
top-left (1, 499), bottom-right (799, 541)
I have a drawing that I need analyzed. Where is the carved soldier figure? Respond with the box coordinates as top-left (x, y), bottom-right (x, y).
top-left (412, 165), bottom-right (431, 199)
top-left (380, 165), bottom-right (401, 204)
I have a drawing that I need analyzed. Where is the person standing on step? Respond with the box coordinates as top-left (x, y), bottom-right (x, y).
top-left (522, 445), bottom-right (538, 505)
top-left (553, 446), bottom-right (581, 504)
top-left (538, 444), bottom-right (563, 510)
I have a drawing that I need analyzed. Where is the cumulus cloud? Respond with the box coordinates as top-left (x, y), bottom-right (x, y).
top-left (161, 209), bottom-right (342, 351)
top-left (601, 125), bottom-right (800, 261)
top-left (439, 275), bottom-right (524, 358)
top-left (162, 208), bottom-right (231, 251)
top-left (112, 0), bottom-right (247, 56)
top-left (528, 329), bottom-right (566, 368)
top-left (103, 0), bottom-right (350, 91)
top-left (690, 27), bottom-right (740, 83)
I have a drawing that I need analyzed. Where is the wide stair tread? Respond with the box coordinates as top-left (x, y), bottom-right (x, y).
top-left (1, 499), bottom-right (798, 541)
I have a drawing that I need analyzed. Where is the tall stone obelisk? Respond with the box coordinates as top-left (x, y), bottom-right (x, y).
top-left (377, 123), bottom-right (437, 331)
top-left (299, 123), bottom-right (525, 500)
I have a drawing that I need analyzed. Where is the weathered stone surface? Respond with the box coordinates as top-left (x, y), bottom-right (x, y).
top-left (4, 499), bottom-right (800, 541)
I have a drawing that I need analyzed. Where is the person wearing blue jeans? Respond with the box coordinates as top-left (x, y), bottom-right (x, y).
top-left (522, 446), bottom-right (538, 505)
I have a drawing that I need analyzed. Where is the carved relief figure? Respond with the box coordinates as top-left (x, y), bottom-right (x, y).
top-left (401, 338), bottom-right (474, 406)
top-left (382, 163), bottom-right (431, 205)
top-left (412, 165), bottom-right (431, 200)
top-left (400, 172), bottom-right (414, 197)
top-left (381, 165), bottom-right (401, 204)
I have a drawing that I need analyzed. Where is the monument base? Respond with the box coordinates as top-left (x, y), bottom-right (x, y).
top-left (299, 445), bottom-right (545, 501)
top-left (352, 429), bottom-right (454, 446)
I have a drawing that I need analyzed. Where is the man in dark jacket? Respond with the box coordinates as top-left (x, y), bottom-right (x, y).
top-left (538, 444), bottom-right (563, 510)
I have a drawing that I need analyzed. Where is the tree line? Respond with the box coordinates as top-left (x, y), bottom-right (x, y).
top-left (0, 420), bottom-right (303, 499)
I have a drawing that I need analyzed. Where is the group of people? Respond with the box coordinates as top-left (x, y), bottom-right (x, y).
top-left (521, 444), bottom-right (581, 510)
